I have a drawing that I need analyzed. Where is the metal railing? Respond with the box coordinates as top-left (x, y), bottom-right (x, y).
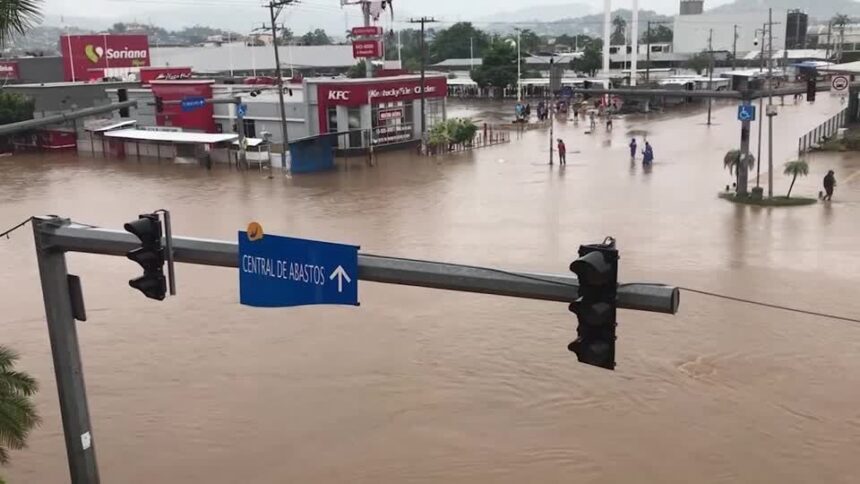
top-left (798, 107), bottom-right (848, 156)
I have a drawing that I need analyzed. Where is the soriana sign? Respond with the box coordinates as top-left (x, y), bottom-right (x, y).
top-left (140, 66), bottom-right (192, 84)
top-left (60, 34), bottom-right (150, 81)
top-left (352, 40), bottom-right (383, 59)
top-left (0, 61), bottom-right (19, 80)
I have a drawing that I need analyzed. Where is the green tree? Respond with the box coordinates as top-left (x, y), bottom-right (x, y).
top-left (686, 51), bottom-right (710, 75)
top-left (611, 15), bottom-right (627, 45)
top-left (642, 24), bottom-right (673, 43)
top-left (300, 28), bottom-right (331, 46)
top-left (783, 160), bottom-right (809, 198)
top-left (470, 40), bottom-right (517, 94)
top-left (571, 45), bottom-right (602, 76)
top-left (384, 28), bottom-right (423, 71)
top-left (517, 29), bottom-right (541, 53)
top-left (280, 27), bottom-right (293, 43)
top-left (0, 93), bottom-right (34, 125)
top-left (110, 22), bottom-right (127, 33)
top-left (0, 0), bottom-right (41, 45)
top-left (429, 22), bottom-right (489, 62)
top-left (0, 346), bottom-right (40, 467)
top-left (346, 61), bottom-right (365, 78)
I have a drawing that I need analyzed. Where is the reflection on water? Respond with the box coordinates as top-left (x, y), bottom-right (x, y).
top-left (1, 98), bottom-right (860, 483)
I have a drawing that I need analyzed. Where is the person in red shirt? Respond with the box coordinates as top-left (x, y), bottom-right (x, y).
top-left (557, 138), bottom-right (567, 165)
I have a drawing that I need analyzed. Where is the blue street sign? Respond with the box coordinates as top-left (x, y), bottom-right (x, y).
top-left (180, 96), bottom-right (206, 112)
top-left (239, 231), bottom-right (359, 307)
top-left (237, 103), bottom-right (247, 117)
top-left (738, 104), bottom-right (756, 122)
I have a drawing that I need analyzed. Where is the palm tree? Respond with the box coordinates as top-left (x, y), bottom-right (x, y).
top-left (783, 160), bottom-right (809, 198)
top-left (0, 345), bottom-right (40, 466)
top-left (0, 0), bottom-right (42, 46)
top-left (723, 149), bottom-right (755, 194)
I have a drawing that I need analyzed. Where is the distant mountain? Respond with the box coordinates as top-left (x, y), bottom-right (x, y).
top-left (481, 9), bottom-right (673, 37)
top-left (708, 0), bottom-right (860, 20)
top-left (477, 3), bottom-right (597, 24)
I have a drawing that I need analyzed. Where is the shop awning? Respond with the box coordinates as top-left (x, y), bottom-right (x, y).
top-left (103, 129), bottom-right (239, 144)
top-left (85, 119), bottom-right (137, 132)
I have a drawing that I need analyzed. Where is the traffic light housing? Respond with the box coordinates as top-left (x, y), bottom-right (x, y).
top-left (125, 213), bottom-right (166, 300)
top-left (568, 238), bottom-right (619, 370)
top-left (155, 96), bottom-right (164, 113)
top-left (806, 79), bottom-right (816, 102)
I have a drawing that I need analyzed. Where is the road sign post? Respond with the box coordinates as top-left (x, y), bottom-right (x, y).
top-left (831, 75), bottom-right (849, 98)
top-left (180, 96), bottom-right (206, 112)
top-left (738, 104), bottom-right (756, 122)
top-left (239, 231), bottom-right (359, 307)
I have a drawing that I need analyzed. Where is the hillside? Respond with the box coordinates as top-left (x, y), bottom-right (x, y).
top-left (482, 9), bottom-right (672, 36)
top-left (709, 0), bottom-right (860, 20)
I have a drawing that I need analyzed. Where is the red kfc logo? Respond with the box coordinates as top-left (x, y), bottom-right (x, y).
top-left (328, 90), bottom-right (350, 101)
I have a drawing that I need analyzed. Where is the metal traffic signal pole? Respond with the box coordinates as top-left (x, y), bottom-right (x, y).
top-left (409, 17), bottom-right (437, 147)
top-left (31, 215), bottom-right (680, 483)
top-left (32, 217), bottom-right (100, 484)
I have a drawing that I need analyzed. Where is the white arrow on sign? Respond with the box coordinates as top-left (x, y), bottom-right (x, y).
top-left (329, 265), bottom-right (352, 293)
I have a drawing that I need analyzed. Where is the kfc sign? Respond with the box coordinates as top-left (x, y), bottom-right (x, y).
top-left (61, 34), bottom-right (150, 81)
top-left (353, 40), bottom-right (383, 58)
top-left (0, 61), bottom-right (18, 80)
top-left (140, 67), bottom-right (193, 84)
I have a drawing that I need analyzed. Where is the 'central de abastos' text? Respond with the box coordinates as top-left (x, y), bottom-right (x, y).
top-left (242, 255), bottom-right (326, 285)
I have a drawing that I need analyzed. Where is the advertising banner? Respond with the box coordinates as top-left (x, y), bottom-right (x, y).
top-left (351, 26), bottom-right (383, 37)
top-left (60, 34), bottom-right (150, 81)
top-left (140, 66), bottom-right (192, 84)
top-left (150, 80), bottom-right (215, 133)
top-left (352, 40), bottom-right (383, 58)
top-left (0, 61), bottom-right (19, 80)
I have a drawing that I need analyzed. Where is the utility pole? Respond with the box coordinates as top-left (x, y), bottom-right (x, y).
top-left (409, 16), bottom-right (437, 148)
top-left (707, 28), bottom-right (714, 125)
top-left (362, 1), bottom-right (374, 78)
top-left (767, 7), bottom-right (775, 199)
top-left (732, 24), bottom-right (738, 70)
top-left (267, 0), bottom-right (294, 170)
top-left (756, 23), bottom-right (766, 189)
top-left (645, 21), bottom-right (651, 83)
top-left (514, 27), bottom-right (522, 102)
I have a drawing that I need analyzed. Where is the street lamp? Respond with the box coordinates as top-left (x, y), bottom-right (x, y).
top-left (512, 28), bottom-right (522, 102)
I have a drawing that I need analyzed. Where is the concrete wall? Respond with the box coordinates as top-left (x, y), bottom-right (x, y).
top-left (673, 10), bottom-right (787, 55)
top-left (6, 81), bottom-right (136, 117)
top-left (14, 57), bottom-right (64, 83)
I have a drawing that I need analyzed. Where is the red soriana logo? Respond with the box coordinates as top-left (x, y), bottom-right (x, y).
top-left (0, 61), bottom-right (19, 80)
top-left (61, 34), bottom-right (150, 81)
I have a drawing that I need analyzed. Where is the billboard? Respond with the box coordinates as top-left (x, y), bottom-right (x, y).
top-left (150, 80), bottom-right (216, 133)
top-left (140, 66), bottom-right (192, 84)
top-left (351, 26), bottom-right (383, 37)
top-left (60, 34), bottom-right (150, 81)
top-left (0, 61), bottom-right (19, 80)
top-left (352, 40), bottom-right (383, 59)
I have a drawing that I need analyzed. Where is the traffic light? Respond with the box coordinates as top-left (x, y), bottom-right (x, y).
top-left (568, 238), bottom-right (619, 370)
top-left (124, 213), bottom-right (166, 300)
top-left (155, 96), bottom-right (164, 113)
top-left (806, 79), bottom-right (816, 102)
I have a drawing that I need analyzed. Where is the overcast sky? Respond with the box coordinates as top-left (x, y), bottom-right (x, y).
top-left (46, 0), bottom-right (739, 31)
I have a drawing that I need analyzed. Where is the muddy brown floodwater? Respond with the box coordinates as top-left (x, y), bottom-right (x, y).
top-left (2, 98), bottom-right (860, 483)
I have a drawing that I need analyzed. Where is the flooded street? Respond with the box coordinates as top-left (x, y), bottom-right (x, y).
top-left (2, 97), bottom-right (860, 483)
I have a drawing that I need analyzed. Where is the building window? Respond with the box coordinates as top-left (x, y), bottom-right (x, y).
top-left (242, 119), bottom-right (256, 138)
top-left (425, 98), bottom-right (443, 128)
top-left (327, 107), bottom-right (337, 133)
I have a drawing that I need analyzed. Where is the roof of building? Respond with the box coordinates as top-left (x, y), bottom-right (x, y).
top-left (304, 73), bottom-right (447, 85)
top-left (104, 129), bottom-right (238, 144)
top-left (432, 58), bottom-right (482, 67)
top-left (150, 44), bottom-right (356, 73)
top-left (84, 119), bottom-right (137, 132)
top-left (818, 61), bottom-right (860, 74)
